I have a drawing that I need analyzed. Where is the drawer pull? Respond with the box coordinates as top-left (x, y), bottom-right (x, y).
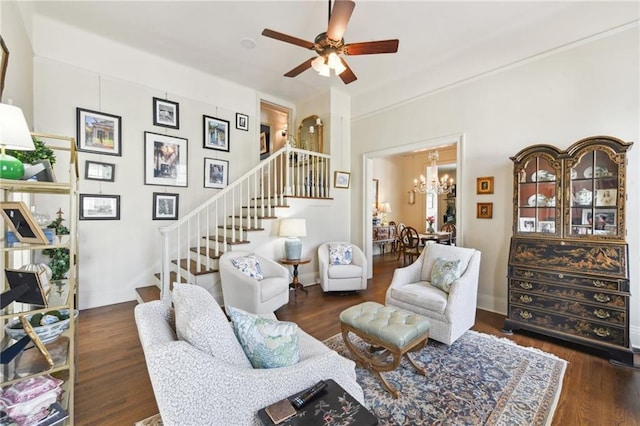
top-left (519, 282), bottom-right (533, 290)
top-left (523, 271), bottom-right (534, 278)
top-left (558, 274), bottom-right (564, 279)
top-left (519, 295), bottom-right (533, 303)
top-left (592, 280), bottom-right (607, 288)
top-left (519, 310), bottom-right (533, 319)
top-left (593, 309), bottom-right (610, 319)
top-left (593, 327), bottom-right (610, 338)
top-left (593, 293), bottom-right (611, 303)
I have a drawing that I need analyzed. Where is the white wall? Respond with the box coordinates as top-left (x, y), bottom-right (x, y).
top-left (350, 27), bottom-right (640, 345)
top-left (26, 16), bottom-right (351, 309)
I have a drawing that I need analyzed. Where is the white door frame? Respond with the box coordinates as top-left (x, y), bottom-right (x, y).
top-left (362, 133), bottom-right (465, 277)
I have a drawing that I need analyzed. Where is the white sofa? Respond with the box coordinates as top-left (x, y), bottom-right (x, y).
top-left (318, 242), bottom-right (367, 292)
top-left (385, 243), bottom-right (481, 345)
top-left (135, 283), bottom-right (364, 425)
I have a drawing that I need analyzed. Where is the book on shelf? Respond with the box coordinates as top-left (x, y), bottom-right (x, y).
top-left (33, 402), bottom-right (69, 426)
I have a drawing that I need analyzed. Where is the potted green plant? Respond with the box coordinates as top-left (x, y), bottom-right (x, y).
top-left (6, 135), bottom-right (56, 166)
top-left (42, 212), bottom-right (70, 280)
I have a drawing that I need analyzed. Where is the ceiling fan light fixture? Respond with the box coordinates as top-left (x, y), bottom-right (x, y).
top-left (327, 52), bottom-right (341, 69)
top-left (311, 56), bottom-right (325, 72)
top-left (318, 63), bottom-right (331, 77)
top-left (333, 60), bottom-right (347, 75)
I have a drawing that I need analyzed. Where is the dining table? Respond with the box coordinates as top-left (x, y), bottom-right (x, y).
top-left (419, 231), bottom-right (452, 245)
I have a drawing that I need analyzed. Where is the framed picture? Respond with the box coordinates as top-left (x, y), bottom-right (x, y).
top-left (85, 160), bottom-right (115, 182)
top-left (79, 194), bottom-right (120, 220)
top-left (76, 108), bottom-right (122, 156)
top-left (595, 189), bottom-right (616, 207)
top-left (583, 209), bottom-right (616, 230)
top-left (0, 201), bottom-right (49, 244)
top-left (260, 123), bottom-right (270, 160)
top-left (4, 269), bottom-right (48, 306)
top-left (203, 115), bottom-right (230, 152)
top-left (236, 113), bottom-right (249, 131)
top-left (476, 176), bottom-right (494, 194)
top-left (476, 202), bottom-right (493, 219)
top-left (204, 158), bottom-right (229, 189)
top-left (153, 97), bottom-right (179, 129)
top-left (0, 35), bottom-right (8, 99)
top-left (537, 221), bottom-right (555, 233)
top-left (152, 192), bottom-right (179, 220)
top-left (519, 217), bottom-right (535, 232)
top-left (144, 132), bottom-right (188, 187)
top-left (334, 171), bottom-right (351, 189)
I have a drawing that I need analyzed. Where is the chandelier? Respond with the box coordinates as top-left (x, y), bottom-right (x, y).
top-left (413, 151), bottom-right (455, 195)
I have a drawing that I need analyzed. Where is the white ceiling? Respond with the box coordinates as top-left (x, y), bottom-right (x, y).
top-left (25, 1), bottom-right (640, 109)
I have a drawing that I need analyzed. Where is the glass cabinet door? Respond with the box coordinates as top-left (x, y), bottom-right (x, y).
top-left (566, 147), bottom-right (620, 239)
top-left (514, 153), bottom-right (562, 236)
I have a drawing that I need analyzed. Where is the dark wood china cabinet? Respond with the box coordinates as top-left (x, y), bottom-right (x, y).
top-left (504, 135), bottom-right (637, 366)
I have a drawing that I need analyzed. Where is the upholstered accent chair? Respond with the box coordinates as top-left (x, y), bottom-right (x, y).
top-left (385, 243), bottom-right (481, 345)
top-left (135, 284), bottom-right (364, 425)
top-left (219, 250), bottom-right (289, 314)
top-left (318, 242), bottom-right (367, 292)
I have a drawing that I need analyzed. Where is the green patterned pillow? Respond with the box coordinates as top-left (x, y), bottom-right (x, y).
top-left (228, 306), bottom-right (300, 369)
top-left (431, 258), bottom-right (462, 293)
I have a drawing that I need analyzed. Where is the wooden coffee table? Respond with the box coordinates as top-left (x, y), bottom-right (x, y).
top-left (340, 301), bottom-right (430, 398)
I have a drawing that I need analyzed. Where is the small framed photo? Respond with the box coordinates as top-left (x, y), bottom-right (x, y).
top-left (204, 158), bottom-right (229, 189)
top-left (0, 201), bottom-right (49, 244)
top-left (236, 113), bottom-right (249, 131)
top-left (76, 107), bottom-right (122, 156)
top-left (519, 217), bottom-right (535, 232)
top-left (334, 171), bottom-right (351, 189)
top-left (203, 115), bottom-right (230, 152)
top-left (85, 160), bottom-right (115, 182)
top-left (144, 132), bottom-right (188, 187)
top-left (5, 269), bottom-right (48, 306)
top-left (476, 202), bottom-right (493, 219)
top-left (538, 220), bottom-right (555, 233)
top-left (152, 192), bottom-right (179, 220)
top-left (260, 124), bottom-right (270, 160)
top-left (476, 176), bottom-right (494, 194)
top-left (153, 97), bottom-right (179, 129)
top-left (595, 189), bottom-right (616, 207)
top-left (79, 194), bottom-right (120, 220)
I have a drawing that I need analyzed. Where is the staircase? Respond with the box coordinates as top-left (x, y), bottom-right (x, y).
top-left (135, 145), bottom-right (331, 304)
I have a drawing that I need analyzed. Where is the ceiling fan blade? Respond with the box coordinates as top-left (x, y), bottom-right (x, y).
top-left (343, 39), bottom-right (399, 55)
top-left (338, 57), bottom-right (357, 84)
top-left (284, 57), bottom-right (315, 78)
top-left (326, 0), bottom-right (355, 41)
top-left (262, 28), bottom-right (315, 50)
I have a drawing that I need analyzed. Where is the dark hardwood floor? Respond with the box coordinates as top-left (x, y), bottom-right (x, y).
top-left (75, 254), bottom-right (640, 425)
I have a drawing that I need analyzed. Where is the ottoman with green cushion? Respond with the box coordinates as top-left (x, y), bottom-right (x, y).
top-left (339, 301), bottom-right (430, 398)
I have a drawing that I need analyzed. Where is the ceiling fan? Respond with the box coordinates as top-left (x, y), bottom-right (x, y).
top-left (261, 0), bottom-right (399, 84)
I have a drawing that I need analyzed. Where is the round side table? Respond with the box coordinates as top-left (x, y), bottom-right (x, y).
top-left (279, 258), bottom-right (311, 297)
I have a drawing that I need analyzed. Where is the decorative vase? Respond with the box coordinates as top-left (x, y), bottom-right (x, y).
top-left (427, 224), bottom-right (435, 233)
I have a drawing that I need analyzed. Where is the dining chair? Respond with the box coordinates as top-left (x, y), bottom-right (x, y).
top-left (440, 223), bottom-right (457, 245)
top-left (395, 223), bottom-right (406, 260)
top-left (399, 226), bottom-right (421, 266)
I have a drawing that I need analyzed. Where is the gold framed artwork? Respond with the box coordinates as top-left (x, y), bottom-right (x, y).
top-left (476, 176), bottom-right (494, 194)
top-left (0, 201), bottom-right (49, 244)
top-left (477, 202), bottom-right (493, 219)
top-left (334, 171), bottom-right (351, 189)
top-left (0, 35), bottom-right (8, 99)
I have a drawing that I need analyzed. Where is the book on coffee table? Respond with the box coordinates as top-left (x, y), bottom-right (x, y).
top-left (257, 379), bottom-right (377, 426)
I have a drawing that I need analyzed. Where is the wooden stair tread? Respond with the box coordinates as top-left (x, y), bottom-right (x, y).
top-left (204, 235), bottom-right (251, 245)
top-left (283, 195), bottom-right (333, 200)
top-left (135, 285), bottom-right (160, 303)
top-left (154, 271), bottom-right (188, 283)
top-left (172, 258), bottom-right (218, 275)
top-left (230, 214), bottom-right (278, 219)
top-left (217, 225), bottom-right (264, 231)
top-left (189, 247), bottom-right (222, 258)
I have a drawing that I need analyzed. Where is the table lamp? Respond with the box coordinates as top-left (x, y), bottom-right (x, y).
top-left (279, 218), bottom-right (307, 260)
top-left (0, 103), bottom-right (35, 180)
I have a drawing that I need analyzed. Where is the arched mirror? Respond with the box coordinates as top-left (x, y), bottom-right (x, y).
top-left (297, 115), bottom-right (323, 153)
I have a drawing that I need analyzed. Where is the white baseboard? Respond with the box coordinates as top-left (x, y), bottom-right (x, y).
top-left (477, 293), bottom-right (507, 316)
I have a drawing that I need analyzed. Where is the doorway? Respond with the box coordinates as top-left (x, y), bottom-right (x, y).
top-left (363, 134), bottom-right (464, 277)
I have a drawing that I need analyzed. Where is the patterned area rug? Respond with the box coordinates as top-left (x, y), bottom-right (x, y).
top-left (324, 330), bottom-right (567, 426)
top-left (134, 330), bottom-right (566, 426)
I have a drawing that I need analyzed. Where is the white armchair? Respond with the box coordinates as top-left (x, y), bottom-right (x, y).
top-left (318, 242), bottom-right (367, 292)
top-left (219, 250), bottom-right (289, 314)
top-left (385, 243), bottom-right (481, 345)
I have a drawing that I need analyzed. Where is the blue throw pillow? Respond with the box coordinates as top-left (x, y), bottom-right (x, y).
top-left (329, 243), bottom-right (352, 265)
top-left (431, 258), bottom-right (462, 293)
top-left (228, 306), bottom-right (300, 369)
top-left (231, 254), bottom-right (263, 280)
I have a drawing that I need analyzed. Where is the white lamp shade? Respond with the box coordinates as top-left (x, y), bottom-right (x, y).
top-left (279, 218), bottom-right (307, 237)
top-left (0, 104), bottom-right (35, 151)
